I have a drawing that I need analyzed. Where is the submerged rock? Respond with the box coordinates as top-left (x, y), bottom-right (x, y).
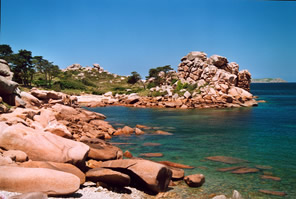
top-left (206, 156), bottom-right (247, 164)
top-left (231, 167), bottom-right (259, 174)
top-left (260, 175), bottom-right (281, 181)
top-left (259, 190), bottom-right (287, 196)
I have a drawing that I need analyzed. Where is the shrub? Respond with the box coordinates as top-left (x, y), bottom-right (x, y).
top-left (51, 83), bottom-right (61, 92)
top-left (81, 78), bottom-right (96, 87)
top-left (54, 80), bottom-right (86, 90)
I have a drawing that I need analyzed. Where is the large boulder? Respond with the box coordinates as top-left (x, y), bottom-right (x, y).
top-left (100, 159), bottom-right (172, 193)
top-left (80, 136), bottom-right (122, 161)
top-left (0, 166), bottom-right (80, 196)
top-left (237, 70), bottom-right (251, 92)
top-left (0, 75), bottom-right (18, 95)
top-left (0, 123), bottom-right (89, 168)
top-left (20, 161), bottom-right (85, 185)
top-left (20, 91), bottom-right (41, 108)
top-left (0, 59), bottom-right (13, 80)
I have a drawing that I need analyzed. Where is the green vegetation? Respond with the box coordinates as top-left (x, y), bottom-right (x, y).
top-left (0, 44), bottom-right (204, 97)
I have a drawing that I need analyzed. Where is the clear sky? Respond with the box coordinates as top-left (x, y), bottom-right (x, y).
top-left (1, 0), bottom-right (296, 81)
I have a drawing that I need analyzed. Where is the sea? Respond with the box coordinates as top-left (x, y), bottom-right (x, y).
top-left (86, 83), bottom-right (296, 199)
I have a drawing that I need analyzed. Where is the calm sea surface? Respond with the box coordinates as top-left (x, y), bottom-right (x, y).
top-left (86, 83), bottom-right (296, 198)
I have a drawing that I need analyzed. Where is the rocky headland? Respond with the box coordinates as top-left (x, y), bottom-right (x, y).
top-left (77, 52), bottom-right (258, 109)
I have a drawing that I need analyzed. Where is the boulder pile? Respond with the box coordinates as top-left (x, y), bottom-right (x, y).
top-left (0, 89), bottom-right (177, 197)
top-left (77, 51), bottom-right (258, 109)
top-left (178, 52), bottom-right (251, 91)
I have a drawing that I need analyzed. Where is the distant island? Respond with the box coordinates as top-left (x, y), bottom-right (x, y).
top-left (252, 78), bottom-right (287, 83)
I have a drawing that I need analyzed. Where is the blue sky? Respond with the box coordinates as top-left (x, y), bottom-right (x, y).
top-left (1, 0), bottom-right (296, 81)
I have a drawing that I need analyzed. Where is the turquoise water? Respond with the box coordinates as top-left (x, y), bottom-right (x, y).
top-left (86, 83), bottom-right (296, 198)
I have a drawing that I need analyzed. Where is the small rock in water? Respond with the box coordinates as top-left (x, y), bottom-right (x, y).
top-left (123, 150), bottom-right (133, 158)
top-left (206, 156), bottom-right (247, 164)
top-left (259, 189), bottom-right (287, 196)
top-left (140, 153), bottom-right (163, 157)
top-left (231, 167), bottom-right (259, 174)
top-left (261, 175), bottom-right (281, 181)
top-left (184, 174), bottom-right (205, 187)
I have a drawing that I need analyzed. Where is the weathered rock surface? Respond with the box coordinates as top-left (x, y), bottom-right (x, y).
top-left (80, 136), bottom-right (122, 161)
top-left (0, 123), bottom-right (89, 167)
top-left (0, 59), bottom-right (13, 80)
top-left (86, 168), bottom-right (131, 187)
top-left (20, 161), bottom-right (86, 184)
top-left (0, 166), bottom-right (80, 196)
top-left (184, 174), bottom-right (205, 187)
top-left (100, 159), bottom-right (172, 193)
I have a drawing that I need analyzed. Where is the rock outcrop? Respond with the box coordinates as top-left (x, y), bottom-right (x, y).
top-left (100, 159), bottom-right (172, 193)
top-left (0, 123), bottom-right (89, 168)
top-left (0, 59), bottom-right (21, 107)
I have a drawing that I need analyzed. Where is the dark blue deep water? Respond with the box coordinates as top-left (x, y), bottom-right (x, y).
top-left (86, 83), bottom-right (296, 198)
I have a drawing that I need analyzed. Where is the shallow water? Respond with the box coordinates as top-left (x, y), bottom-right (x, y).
top-left (86, 83), bottom-right (296, 198)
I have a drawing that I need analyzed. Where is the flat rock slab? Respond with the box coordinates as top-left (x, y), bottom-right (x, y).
top-left (259, 190), bottom-right (287, 196)
top-left (142, 142), bottom-right (162, 146)
top-left (158, 161), bottom-right (194, 169)
top-left (217, 166), bottom-right (244, 172)
top-left (0, 166), bottom-right (80, 196)
top-left (20, 161), bottom-right (86, 185)
top-left (261, 175), bottom-right (281, 181)
top-left (140, 153), bottom-right (163, 157)
top-left (100, 159), bottom-right (172, 193)
top-left (231, 168), bottom-right (259, 174)
top-left (255, 165), bottom-right (272, 170)
top-left (206, 156), bottom-right (247, 164)
top-left (169, 167), bottom-right (184, 180)
top-left (86, 168), bottom-right (130, 187)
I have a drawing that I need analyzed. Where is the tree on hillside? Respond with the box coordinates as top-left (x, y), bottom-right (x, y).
top-left (0, 44), bottom-right (13, 62)
top-left (10, 49), bottom-right (34, 86)
top-left (32, 56), bottom-right (60, 87)
top-left (127, 71), bottom-right (141, 84)
top-left (146, 65), bottom-right (173, 86)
